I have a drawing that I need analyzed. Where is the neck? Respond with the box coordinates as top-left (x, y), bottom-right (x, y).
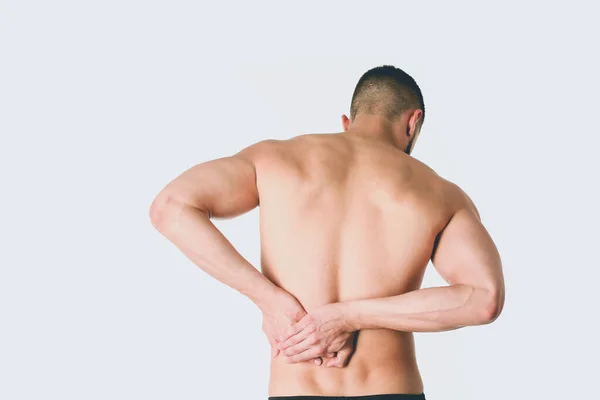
top-left (344, 113), bottom-right (408, 150)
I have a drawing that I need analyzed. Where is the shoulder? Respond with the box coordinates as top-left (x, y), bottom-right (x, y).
top-left (235, 139), bottom-right (285, 162)
top-left (236, 133), bottom-right (327, 161)
top-left (234, 137), bottom-right (310, 176)
top-left (440, 178), bottom-right (481, 220)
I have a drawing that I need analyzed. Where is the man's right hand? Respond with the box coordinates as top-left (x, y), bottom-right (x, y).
top-left (277, 302), bottom-right (357, 368)
top-left (260, 288), bottom-right (327, 366)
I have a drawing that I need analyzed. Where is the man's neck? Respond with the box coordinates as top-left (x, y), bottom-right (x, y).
top-left (344, 114), bottom-right (408, 151)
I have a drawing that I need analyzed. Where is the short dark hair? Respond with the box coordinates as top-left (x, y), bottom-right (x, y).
top-left (350, 65), bottom-right (425, 125)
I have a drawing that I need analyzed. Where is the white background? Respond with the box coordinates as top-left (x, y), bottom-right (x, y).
top-left (1, 1), bottom-right (599, 399)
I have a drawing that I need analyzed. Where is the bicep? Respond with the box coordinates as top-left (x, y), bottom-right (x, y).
top-left (431, 207), bottom-right (503, 293)
top-left (160, 154), bottom-right (259, 219)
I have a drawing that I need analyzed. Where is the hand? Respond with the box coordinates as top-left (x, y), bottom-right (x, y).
top-left (260, 288), bottom-right (325, 365)
top-left (277, 302), bottom-right (356, 368)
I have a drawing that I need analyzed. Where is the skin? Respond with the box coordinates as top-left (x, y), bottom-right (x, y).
top-left (149, 107), bottom-right (505, 397)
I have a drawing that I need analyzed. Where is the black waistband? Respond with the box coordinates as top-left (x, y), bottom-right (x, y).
top-left (269, 394), bottom-right (426, 400)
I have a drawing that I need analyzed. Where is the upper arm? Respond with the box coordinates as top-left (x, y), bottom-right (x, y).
top-left (153, 142), bottom-right (267, 219)
top-left (431, 189), bottom-right (504, 299)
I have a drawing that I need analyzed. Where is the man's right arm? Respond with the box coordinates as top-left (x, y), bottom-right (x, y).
top-left (339, 188), bottom-right (505, 332)
top-left (281, 187), bottom-right (504, 347)
top-left (277, 186), bottom-right (505, 364)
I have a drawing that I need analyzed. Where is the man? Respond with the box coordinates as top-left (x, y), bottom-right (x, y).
top-left (149, 65), bottom-right (505, 399)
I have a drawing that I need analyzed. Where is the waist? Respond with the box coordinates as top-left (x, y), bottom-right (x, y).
top-left (268, 329), bottom-right (423, 397)
top-left (269, 395), bottom-right (425, 400)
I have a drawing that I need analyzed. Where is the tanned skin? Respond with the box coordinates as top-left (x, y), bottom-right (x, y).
top-left (149, 108), bottom-right (505, 397)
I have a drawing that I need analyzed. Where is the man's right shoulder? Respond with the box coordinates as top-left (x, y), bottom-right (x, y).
top-left (440, 178), bottom-right (481, 221)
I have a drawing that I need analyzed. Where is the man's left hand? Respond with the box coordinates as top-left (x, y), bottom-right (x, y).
top-left (277, 303), bottom-right (356, 368)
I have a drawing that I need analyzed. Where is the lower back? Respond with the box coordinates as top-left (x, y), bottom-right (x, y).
top-left (268, 329), bottom-right (423, 396)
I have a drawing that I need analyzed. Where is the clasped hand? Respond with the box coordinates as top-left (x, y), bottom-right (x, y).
top-left (261, 289), bottom-right (356, 368)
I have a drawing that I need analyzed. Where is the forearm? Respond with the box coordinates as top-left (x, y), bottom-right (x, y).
top-left (151, 200), bottom-right (278, 310)
top-left (340, 284), bottom-right (499, 333)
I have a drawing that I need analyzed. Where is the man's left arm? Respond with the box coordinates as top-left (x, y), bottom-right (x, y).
top-left (149, 145), bottom-right (279, 306)
top-left (149, 142), bottom-right (312, 358)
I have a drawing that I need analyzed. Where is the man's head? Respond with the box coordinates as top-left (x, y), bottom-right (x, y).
top-left (342, 65), bottom-right (425, 154)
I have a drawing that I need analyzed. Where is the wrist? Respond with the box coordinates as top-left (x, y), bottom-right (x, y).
top-left (337, 300), bottom-right (361, 331)
top-left (242, 278), bottom-right (280, 312)
top-left (257, 286), bottom-right (290, 314)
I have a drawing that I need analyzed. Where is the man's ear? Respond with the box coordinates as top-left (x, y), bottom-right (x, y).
top-left (341, 114), bottom-right (351, 131)
top-left (407, 109), bottom-right (423, 136)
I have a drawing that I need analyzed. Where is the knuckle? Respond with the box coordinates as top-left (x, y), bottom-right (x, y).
top-left (307, 323), bottom-right (317, 333)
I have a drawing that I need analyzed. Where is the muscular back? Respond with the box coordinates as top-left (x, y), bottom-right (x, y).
top-left (252, 133), bottom-right (464, 396)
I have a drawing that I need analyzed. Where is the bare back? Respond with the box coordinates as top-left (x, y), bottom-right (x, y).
top-left (254, 133), bottom-right (463, 396)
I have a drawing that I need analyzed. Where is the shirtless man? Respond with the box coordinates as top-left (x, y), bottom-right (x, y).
top-left (149, 65), bottom-right (505, 399)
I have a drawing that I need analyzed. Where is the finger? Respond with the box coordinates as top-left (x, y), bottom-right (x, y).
top-left (285, 346), bottom-right (324, 364)
top-left (280, 335), bottom-right (316, 357)
top-left (312, 357), bottom-right (323, 366)
top-left (325, 346), bottom-right (353, 368)
top-left (279, 315), bottom-right (312, 342)
top-left (277, 324), bottom-right (314, 351)
top-left (325, 352), bottom-right (336, 358)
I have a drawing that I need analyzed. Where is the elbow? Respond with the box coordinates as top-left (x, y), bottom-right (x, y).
top-left (149, 190), bottom-right (208, 231)
top-left (476, 286), bottom-right (504, 325)
top-left (149, 191), bottom-right (179, 230)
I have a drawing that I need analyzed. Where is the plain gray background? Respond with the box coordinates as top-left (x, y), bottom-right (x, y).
top-left (1, 1), bottom-right (599, 399)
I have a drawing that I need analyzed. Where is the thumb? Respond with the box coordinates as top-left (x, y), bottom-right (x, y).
top-left (325, 347), bottom-right (352, 368)
top-left (285, 309), bottom-right (307, 322)
top-left (271, 345), bottom-right (280, 358)
top-left (268, 337), bottom-right (280, 358)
